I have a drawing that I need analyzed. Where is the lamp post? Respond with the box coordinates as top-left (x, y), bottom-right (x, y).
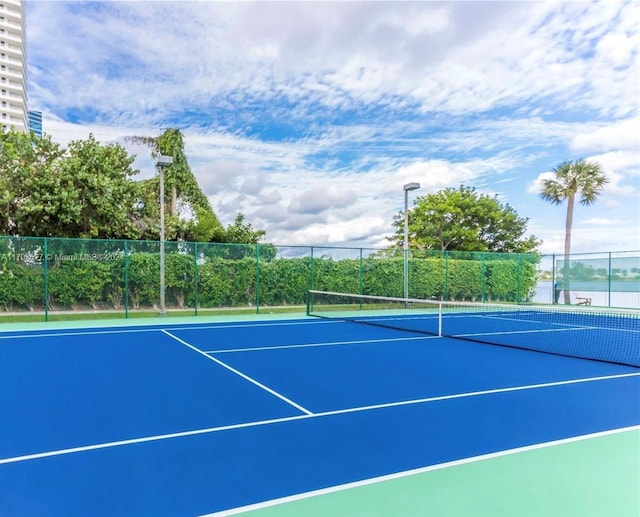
top-left (403, 182), bottom-right (420, 301)
top-left (156, 155), bottom-right (173, 316)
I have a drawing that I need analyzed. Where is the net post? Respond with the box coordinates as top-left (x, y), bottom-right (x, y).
top-left (608, 252), bottom-right (612, 308)
top-left (551, 253), bottom-right (556, 304)
top-left (438, 300), bottom-right (443, 337)
top-left (306, 290), bottom-right (311, 316)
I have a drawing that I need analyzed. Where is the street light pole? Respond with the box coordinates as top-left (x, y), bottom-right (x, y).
top-left (156, 155), bottom-right (173, 316)
top-left (403, 182), bottom-right (420, 301)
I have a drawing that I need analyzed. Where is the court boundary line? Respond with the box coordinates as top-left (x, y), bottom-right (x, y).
top-left (202, 425), bottom-right (640, 517)
top-left (161, 330), bottom-right (314, 416)
top-left (1, 371), bottom-right (637, 466)
top-left (0, 319), bottom-right (341, 340)
top-left (204, 335), bottom-right (438, 354)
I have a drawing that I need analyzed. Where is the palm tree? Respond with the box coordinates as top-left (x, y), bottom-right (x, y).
top-left (540, 159), bottom-right (608, 304)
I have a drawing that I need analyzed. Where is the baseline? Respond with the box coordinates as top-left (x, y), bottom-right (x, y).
top-left (0, 318), bottom-right (341, 341)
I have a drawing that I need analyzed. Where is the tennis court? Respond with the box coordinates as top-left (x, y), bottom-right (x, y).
top-left (0, 292), bottom-right (638, 516)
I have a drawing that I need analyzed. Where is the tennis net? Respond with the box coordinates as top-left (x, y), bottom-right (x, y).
top-left (306, 290), bottom-right (640, 367)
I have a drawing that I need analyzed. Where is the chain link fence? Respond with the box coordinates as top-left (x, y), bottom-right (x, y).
top-left (0, 236), bottom-right (637, 321)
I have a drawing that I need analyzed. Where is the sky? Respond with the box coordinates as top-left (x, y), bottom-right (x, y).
top-left (25, 0), bottom-right (640, 254)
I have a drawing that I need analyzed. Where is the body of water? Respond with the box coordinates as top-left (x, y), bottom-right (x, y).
top-left (532, 281), bottom-right (640, 309)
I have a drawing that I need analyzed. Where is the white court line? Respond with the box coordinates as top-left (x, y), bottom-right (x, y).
top-left (0, 414), bottom-right (306, 466)
top-left (480, 314), bottom-right (587, 328)
top-left (203, 425), bottom-right (640, 517)
top-left (161, 330), bottom-right (313, 416)
top-left (455, 326), bottom-right (599, 338)
top-left (205, 335), bottom-right (438, 354)
top-left (359, 312), bottom-right (640, 334)
top-left (1, 371), bottom-right (637, 466)
top-left (0, 319), bottom-right (341, 340)
top-left (363, 313), bottom-right (590, 332)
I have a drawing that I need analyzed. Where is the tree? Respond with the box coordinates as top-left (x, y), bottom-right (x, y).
top-left (390, 185), bottom-right (540, 253)
top-left (0, 129), bottom-right (65, 235)
top-left (185, 206), bottom-right (225, 243)
top-left (1, 130), bottom-right (144, 239)
top-left (124, 128), bottom-right (224, 241)
top-left (208, 213), bottom-right (276, 260)
top-left (540, 159), bottom-right (608, 303)
top-left (218, 213), bottom-right (266, 244)
top-left (56, 134), bottom-right (143, 239)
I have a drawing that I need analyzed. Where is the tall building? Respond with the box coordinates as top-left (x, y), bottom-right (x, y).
top-left (28, 109), bottom-right (41, 136)
top-left (0, 0), bottom-right (28, 133)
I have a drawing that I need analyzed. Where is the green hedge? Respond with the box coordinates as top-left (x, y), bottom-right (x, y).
top-left (0, 237), bottom-right (538, 313)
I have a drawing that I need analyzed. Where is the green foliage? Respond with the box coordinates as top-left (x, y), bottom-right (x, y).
top-left (156, 129), bottom-right (215, 216)
top-left (313, 258), bottom-right (361, 294)
top-left (0, 130), bottom-right (143, 239)
top-left (0, 236), bottom-right (539, 314)
top-left (540, 159), bottom-right (608, 207)
top-left (0, 262), bottom-right (44, 311)
top-left (196, 259), bottom-right (236, 307)
top-left (0, 129), bottom-right (65, 236)
top-left (390, 185), bottom-right (540, 253)
top-left (126, 128), bottom-right (225, 242)
top-left (57, 135), bottom-right (142, 239)
top-left (187, 207), bottom-right (224, 243)
top-left (1, 128), bottom-right (271, 247)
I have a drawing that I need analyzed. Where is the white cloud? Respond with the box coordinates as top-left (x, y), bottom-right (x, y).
top-left (582, 217), bottom-right (632, 225)
top-left (527, 172), bottom-right (556, 195)
top-left (25, 1), bottom-right (640, 253)
top-left (571, 118), bottom-right (640, 153)
top-left (288, 186), bottom-right (356, 215)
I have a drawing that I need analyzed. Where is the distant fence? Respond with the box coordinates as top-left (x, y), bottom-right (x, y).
top-left (0, 236), bottom-right (552, 321)
top-left (0, 236), bottom-right (637, 321)
top-left (533, 251), bottom-right (640, 309)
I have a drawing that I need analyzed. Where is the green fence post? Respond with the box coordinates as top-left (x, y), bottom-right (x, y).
top-left (44, 237), bottom-right (49, 322)
top-left (359, 248), bottom-right (364, 295)
top-left (310, 247), bottom-right (315, 292)
top-left (444, 251), bottom-right (449, 301)
top-left (255, 244), bottom-right (260, 314)
top-left (124, 240), bottom-right (129, 319)
top-left (481, 252), bottom-right (486, 302)
top-left (194, 242), bottom-right (198, 317)
top-left (516, 253), bottom-right (522, 304)
top-left (359, 248), bottom-right (364, 309)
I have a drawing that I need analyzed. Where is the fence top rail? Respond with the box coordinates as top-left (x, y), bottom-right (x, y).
top-left (0, 235), bottom-right (638, 258)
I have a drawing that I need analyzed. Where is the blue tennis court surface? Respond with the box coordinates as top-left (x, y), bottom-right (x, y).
top-left (0, 315), bottom-right (638, 516)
